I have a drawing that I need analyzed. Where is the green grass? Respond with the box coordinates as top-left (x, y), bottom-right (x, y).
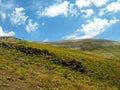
top-left (29, 41), bottom-right (120, 89)
top-left (0, 37), bottom-right (120, 90)
top-left (49, 38), bottom-right (120, 61)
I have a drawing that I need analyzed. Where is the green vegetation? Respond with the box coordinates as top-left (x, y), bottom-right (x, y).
top-left (0, 37), bottom-right (120, 90)
top-left (49, 38), bottom-right (120, 61)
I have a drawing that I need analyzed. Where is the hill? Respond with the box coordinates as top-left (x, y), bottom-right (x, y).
top-left (47, 39), bottom-right (120, 60)
top-left (0, 37), bottom-right (120, 90)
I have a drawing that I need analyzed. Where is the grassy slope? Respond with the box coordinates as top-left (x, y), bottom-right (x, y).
top-left (48, 39), bottom-right (120, 60)
top-left (0, 37), bottom-right (120, 90)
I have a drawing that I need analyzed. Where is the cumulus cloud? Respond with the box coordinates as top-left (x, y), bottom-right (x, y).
top-left (38, 1), bottom-right (77, 17)
top-left (75, 0), bottom-right (90, 9)
top-left (106, 0), bottom-right (120, 12)
top-left (26, 19), bottom-right (38, 32)
top-left (99, 0), bottom-right (120, 16)
top-left (76, 0), bottom-right (108, 9)
top-left (38, 1), bottom-right (69, 17)
top-left (9, 7), bottom-right (28, 25)
top-left (81, 9), bottom-right (94, 18)
top-left (64, 18), bottom-right (119, 40)
top-left (0, 26), bottom-right (15, 36)
top-left (91, 0), bottom-right (108, 7)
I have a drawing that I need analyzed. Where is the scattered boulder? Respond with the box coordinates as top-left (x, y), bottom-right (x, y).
top-left (82, 59), bottom-right (85, 61)
top-left (62, 60), bottom-right (85, 73)
top-left (42, 49), bottom-right (52, 56)
top-left (6, 77), bottom-right (14, 81)
top-left (16, 45), bottom-right (41, 56)
top-left (52, 58), bottom-right (85, 73)
top-left (0, 42), bottom-right (52, 56)
top-left (0, 42), bottom-right (85, 73)
top-left (18, 76), bottom-right (26, 80)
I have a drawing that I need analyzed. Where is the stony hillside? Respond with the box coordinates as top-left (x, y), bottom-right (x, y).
top-left (0, 37), bottom-right (120, 90)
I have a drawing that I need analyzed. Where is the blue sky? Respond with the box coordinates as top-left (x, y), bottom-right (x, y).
top-left (0, 0), bottom-right (120, 42)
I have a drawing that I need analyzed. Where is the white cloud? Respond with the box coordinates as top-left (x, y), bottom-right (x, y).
top-left (38, 1), bottom-right (76, 17)
top-left (77, 18), bottom-right (119, 39)
top-left (106, 0), bottom-right (120, 12)
top-left (26, 19), bottom-right (38, 32)
top-left (38, 1), bottom-right (69, 17)
top-left (75, 0), bottom-right (108, 9)
top-left (91, 0), bottom-right (108, 7)
top-left (0, 0), bottom-right (15, 11)
top-left (0, 26), bottom-right (15, 36)
top-left (0, 12), bottom-right (6, 21)
top-left (0, 0), bottom-right (15, 21)
top-left (63, 34), bottom-right (78, 40)
top-left (99, 0), bottom-right (120, 16)
top-left (9, 7), bottom-right (28, 25)
top-left (75, 0), bottom-right (90, 9)
top-left (43, 39), bottom-right (48, 42)
top-left (69, 3), bottom-right (79, 16)
top-left (64, 18), bottom-right (119, 40)
top-left (81, 9), bottom-right (94, 18)
top-left (98, 8), bottom-right (105, 16)
top-left (108, 18), bottom-right (119, 26)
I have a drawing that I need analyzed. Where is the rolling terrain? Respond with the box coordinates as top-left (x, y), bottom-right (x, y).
top-left (0, 37), bottom-right (120, 90)
top-left (48, 39), bottom-right (120, 61)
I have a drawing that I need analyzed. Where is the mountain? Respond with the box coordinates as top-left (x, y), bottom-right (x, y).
top-left (47, 39), bottom-right (120, 60)
top-left (0, 37), bottom-right (120, 90)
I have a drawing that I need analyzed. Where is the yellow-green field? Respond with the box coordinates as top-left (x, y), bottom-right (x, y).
top-left (0, 37), bottom-right (120, 90)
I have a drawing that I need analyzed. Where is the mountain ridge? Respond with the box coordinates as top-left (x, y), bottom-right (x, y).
top-left (45, 38), bottom-right (120, 61)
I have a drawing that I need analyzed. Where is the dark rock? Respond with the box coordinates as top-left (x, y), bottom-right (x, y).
top-left (6, 77), bottom-right (14, 81)
top-left (18, 76), bottom-right (25, 80)
top-left (51, 58), bottom-right (85, 73)
top-left (79, 67), bottom-right (85, 73)
top-left (63, 60), bottom-right (85, 73)
top-left (42, 49), bottom-right (51, 56)
top-left (61, 61), bottom-right (68, 66)
top-left (0, 42), bottom-right (85, 73)
top-left (82, 59), bottom-right (85, 61)
top-left (0, 42), bottom-right (53, 56)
